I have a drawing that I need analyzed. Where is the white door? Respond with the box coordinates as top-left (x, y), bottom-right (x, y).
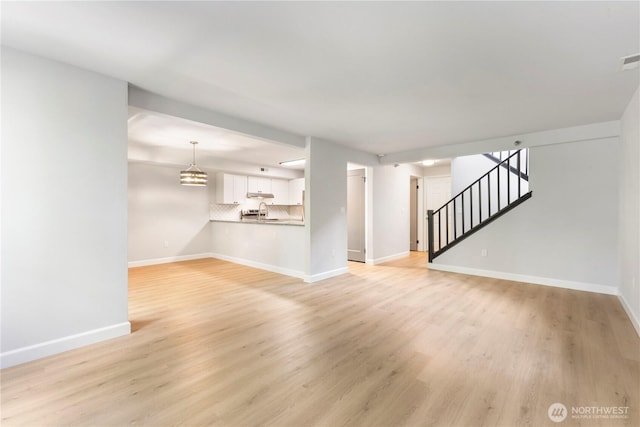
top-left (347, 169), bottom-right (366, 262)
top-left (410, 177), bottom-right (418, 251)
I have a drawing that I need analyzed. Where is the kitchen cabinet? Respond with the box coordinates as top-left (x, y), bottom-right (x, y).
top-left (247, 176), bottom-right (272, 195)
top-left (288, 178), bottom-right (305, 205)
top-left (270, 179), bottom-right (289, 205)
top-left (216, 173), bottom-right (247, 204)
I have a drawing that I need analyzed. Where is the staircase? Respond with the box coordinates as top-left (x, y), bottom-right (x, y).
top-left (428, 149), bottom-right (532, 262)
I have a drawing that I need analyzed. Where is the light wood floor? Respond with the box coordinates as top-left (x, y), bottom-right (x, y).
top-left (2, 253), bottom-right (638, 426)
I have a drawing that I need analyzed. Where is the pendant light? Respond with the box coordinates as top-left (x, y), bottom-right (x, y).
top-left (180, 141), bottom-right (207, 186)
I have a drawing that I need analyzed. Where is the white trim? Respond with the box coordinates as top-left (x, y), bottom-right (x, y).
top-left (428, 263), bottom-right (618, 295)
top-left (367, 251), bottom-right (411, 266)
top-left (128, 253), bottom-right (212, 268)
top-left (304, 267), bottom-right (349, 283)
top-left (416, 177), bottom-right (425, 252)
top-left (209, 252), bottom-right (305, 280)
top-left (618, 293), bottom-right (640, 337)
top-left (0, 322), bottom-right (131, 369)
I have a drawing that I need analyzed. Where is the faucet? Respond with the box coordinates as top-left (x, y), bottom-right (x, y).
top-left (257, 201), bottom-right (268, 222)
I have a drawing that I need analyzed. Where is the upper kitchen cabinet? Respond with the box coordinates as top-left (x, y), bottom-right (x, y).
top-left (289, 178), bottom-right (305, 206)
top-left (216, 173), bottom-right (247, 204)
top-left (270, 179), bottom-right (289, 205)
top-left (247, 176), bottom-right (272, 195)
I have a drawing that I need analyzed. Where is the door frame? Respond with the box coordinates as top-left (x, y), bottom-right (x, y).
top-left (410, 176), bottom-right (425, 252)
top-left (347, 168), bottom-right (367, 262)
top-left (416, 177), bottom-right (425, 252)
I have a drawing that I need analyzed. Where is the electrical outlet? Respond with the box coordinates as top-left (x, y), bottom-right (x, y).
top-left (481, 249), bottom-right (488, 257)
top-left (164, 240), bottom-right (169, 248)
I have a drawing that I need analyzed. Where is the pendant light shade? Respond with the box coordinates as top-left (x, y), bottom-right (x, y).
top-left (180, 141), bottom-right (207, 186)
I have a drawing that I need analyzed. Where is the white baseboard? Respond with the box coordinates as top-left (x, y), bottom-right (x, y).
top-left (428, 263), bottom-right (618, 295)
top-left (209, 252), bottom-right (305, 280)
top-left (128, 253), bottom-right (212, 268)
top-left (0, 322), bottom-right (131, 369)
top-left (305, 267), bottom-right (349, 283)
top-left (618, 293), bottom-right (640, 337)
top-left (367, 251), bottom-right (410, 266)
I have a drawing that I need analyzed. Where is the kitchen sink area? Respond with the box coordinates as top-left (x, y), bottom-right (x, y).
top-left (209, 172), bottom-right (305, 227)
top-left (210, 209), bottom-right (304, 226)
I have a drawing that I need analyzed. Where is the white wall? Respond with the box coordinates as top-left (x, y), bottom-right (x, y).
top-left (619, 87), bottom-right (640, 334)
top-left (304, 137), bottom-right (378, 281)
top-left (433, 137), bottom-right (620, 295)
top-left (305, 138), bottom-right (349, 280)
top-left (423, 164), bottom-right (451, 177)
top-left (128, 162), bottom-right (211, 265)
top-left (369, 163), bottom-right (425, 264)
top-left (1, 47), bottom-right (130, 368)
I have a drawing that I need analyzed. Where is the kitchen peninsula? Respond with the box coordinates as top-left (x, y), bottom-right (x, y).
top-left (210, 218), bottom-right (304, 226)
top-left (208, 172), bottom-right (306, 279)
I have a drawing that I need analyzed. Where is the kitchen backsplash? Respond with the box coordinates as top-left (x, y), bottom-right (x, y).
top-left (210, 202), bottom-right (303, 221)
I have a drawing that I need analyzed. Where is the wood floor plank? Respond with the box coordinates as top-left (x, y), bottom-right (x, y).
top-left (1, 253), bottom-right (638, 426)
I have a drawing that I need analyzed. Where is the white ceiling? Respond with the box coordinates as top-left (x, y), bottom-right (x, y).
top-left (2, 1), bottom-right (638, 157)
top-left (128, 107), bottom-right (305, 169)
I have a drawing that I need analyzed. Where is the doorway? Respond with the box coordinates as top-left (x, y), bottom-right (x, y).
top-left (347, 168), bottom-right (366, 262)
top-left (410, 177), bottom-right (419, 251)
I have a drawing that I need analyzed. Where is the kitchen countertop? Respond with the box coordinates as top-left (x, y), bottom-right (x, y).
top-left (210, 218), bottom-right (305, 226)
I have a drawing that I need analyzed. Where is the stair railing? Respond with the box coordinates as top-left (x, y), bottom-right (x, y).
top-left (428, 149), bottom-right (532, 262)
top-left (483, 150), bottom-right (529, 181)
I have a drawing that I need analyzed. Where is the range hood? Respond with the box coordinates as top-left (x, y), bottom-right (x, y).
top-left (246, 192), bottom-right (274, 199)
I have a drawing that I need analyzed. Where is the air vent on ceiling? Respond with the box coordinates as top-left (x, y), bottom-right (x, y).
top-left (621, 53), bottom-right (640, 71)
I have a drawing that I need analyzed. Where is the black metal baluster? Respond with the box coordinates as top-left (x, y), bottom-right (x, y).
top-left (437, 210), bottom-right (441, 251)
top-left (517, 150), bottom-right (521, 198)
top-left (445, 204), bottom-right (450, 245)
top-left (497, 165), bottom-right (501, 211)
top-left (507, 156), bottom-right (511, 204)
top-left (487, 171), bottom-right (491, 217)
top-left (453, 198), bottom-right (457, 240)
top-left (478, 177), bottom-right (482, 223)
top-left (461, 193), bottom-right (465, 233)
top-left (470, 187), bottom-right (474, 229)
top-left (427, 210), bottom-right (434, 262)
